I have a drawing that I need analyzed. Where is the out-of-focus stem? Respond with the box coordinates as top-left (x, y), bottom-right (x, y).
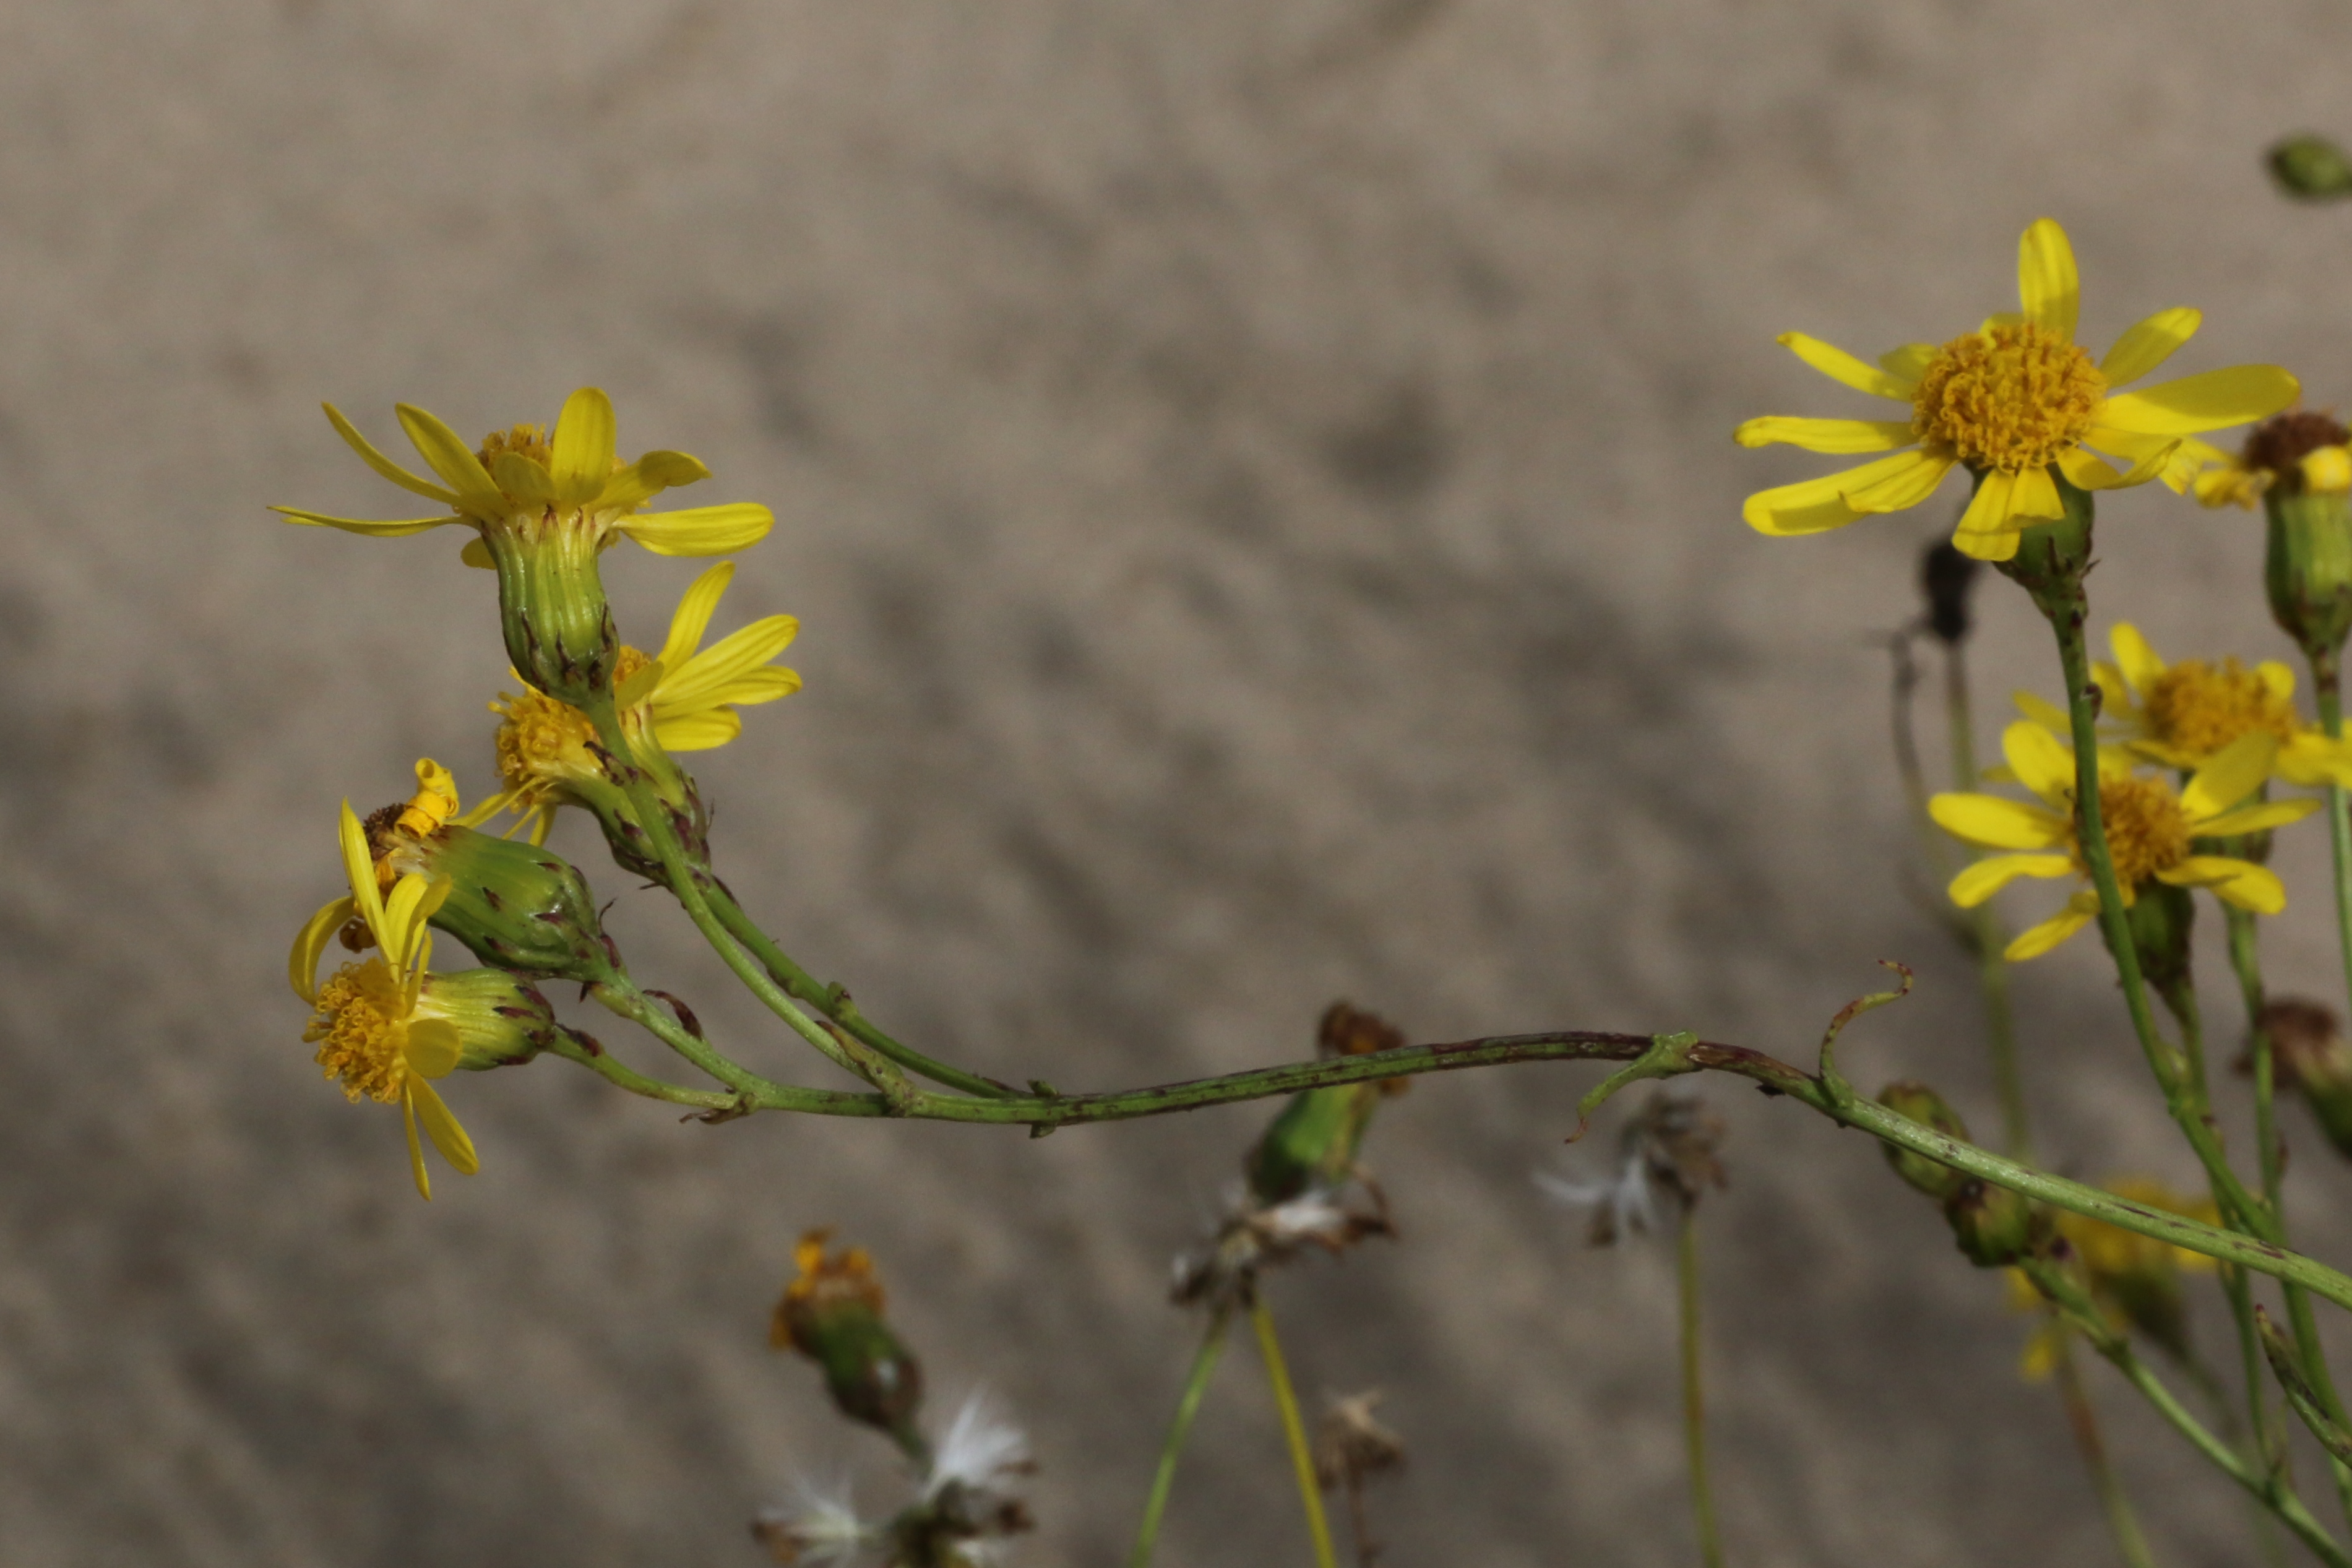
top-left (2050, 1330), bottom-right (2161, 1568)
top-left (1129, 1307), bottom-right (1230, 1568)
top-left (1251, 1298), bottom-right (1336, 1568)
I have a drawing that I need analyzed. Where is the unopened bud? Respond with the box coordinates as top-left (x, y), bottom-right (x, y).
top-left (1942, 1179), bottom-right (2043, 1268)
top-left (2255, 415), bottom-right (2352, 665)
top-left (2272, 134), bottom-right (2352, 201)
top-left (2263, 998), bottom-right (2352, 1158)
top-left (1877, 1082), bottom-right (1973, 1201)
top-left (770, 1231), bottom-right (925, 1452)
top-left (2107, 882), bottom-right (2195, 1022)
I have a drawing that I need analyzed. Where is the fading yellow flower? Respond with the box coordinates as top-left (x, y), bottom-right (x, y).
top-left (1929, 721), bottom-right (2312, 959)
top-left (272, 386), bottom-right (770, 562)
top-left (2186, 410), bottom-right (2352, 509)
top-left (290, 804), bottom-right (479, 1200)
top-left (1739, 218), bottom-right (2298, 562)
top-left (464, 560), bottom-right (801, 843)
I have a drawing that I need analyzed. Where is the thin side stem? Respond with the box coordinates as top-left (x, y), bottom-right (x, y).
top-left (1129, 1307), bottom-right (1231, 1568)
top-left (1679, 1204), bottom-right (1725, 1568)
top-left (1251, 1297), bottom-right (1337, 1568)
top-left (2049, 1330), bottom-right (2161, 1568)
top-left (2317, 680), bottom-right (2352, 1028)
top-left (1943, 643), bottom-right (2031, 1156)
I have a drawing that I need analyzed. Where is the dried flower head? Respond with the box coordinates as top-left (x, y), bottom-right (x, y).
top-left (1170, 1186), bottom-right (1392, 1310)
top-left (772, 1230), bottom-right (926, 1449)
top-left (753, 1478), bottom-right (873, 1566)
top-left (1314, 1390), bottom-right (1406, 1492)
top-left (1538, 1091), bottom-right (1726, 1245)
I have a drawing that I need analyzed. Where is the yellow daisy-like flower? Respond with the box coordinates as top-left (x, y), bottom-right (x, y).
top-left (1739, 218), bottom-right (2299, 562)
top-left (271, 386), bottom-right (771, 561)
top-left (463, 560), bottom-right (802, 843)
top-left (2184, 410), bottom-right (2352, 510)
top-left (290, 804), bottom-right (480, 1200)
top-left (1928, 721), bottom-right (2313, 960)
top-left (2007, 1176), bottom-right (2217, 1381)
top-left (2086, 622), bottom-right (2352, 788)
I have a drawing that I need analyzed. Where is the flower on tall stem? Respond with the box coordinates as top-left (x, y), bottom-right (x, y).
top-left (1738, 218), bottom-right (2298, 561)
top-left (1930, 721), bottom-right (2313, 960)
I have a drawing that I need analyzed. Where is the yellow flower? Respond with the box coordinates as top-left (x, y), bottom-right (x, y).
top-left (464, 560), bottom-right (801, 843)
top-left (2185, 411), bottom-right (2352, 509)
top-left (290, 804), bottom-right (480, 1200)
top-left (272, 386), bottom-right (770, 561)
top-left (1929, 721), bottom-right (2313, 960)
top-left (1739, 218), bottom-right (2298, 562)
top-left (2085, 622), bottom-right (2352, 787)
top-left (2005, 1176), bottom-right (2216, 1380)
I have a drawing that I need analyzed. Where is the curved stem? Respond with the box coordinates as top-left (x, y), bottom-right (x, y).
top-left (1251, 1297), bottom-right (1336, 1568)
top-left (1679, 1204), bottom-right (1726, 1568)
top-left (1129, 1308), bottom-right (1231, 1568)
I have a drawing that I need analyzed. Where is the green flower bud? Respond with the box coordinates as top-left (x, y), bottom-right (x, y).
top-left (2271, 134), bottom-right (2352, 201)
top-left (770, 1231), bottom-right (926, 1454)
top-left (368, 808), bottom-right (621, 984)
top-left (1876, 1081), bottom-right (1973, 1201)
top-left (418, 968), bottom-right (561, 1070)
top-left (1942, 1179), bottom-right (2043, 1268)
top-left (481, 511), bottom-right (622, 710)
top-left (1246, 1002), bottom-right (1408, 1205)
top-left (2265, 454), bottom-right (2352, 667)
top-left (2104, 881), bottom-right (2195, 1023)
top-left (1992, 471), bottom-right (2095, 624)
top-left (2264, 998), bottom-right (2352, 1159)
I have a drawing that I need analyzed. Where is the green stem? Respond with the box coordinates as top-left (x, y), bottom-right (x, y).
top-left (1251, 1298), bottom-right (1336, 1568)
top-left (1679, 1204), bottom-right (1726, 1568)
top-left (2317, 679), bottom-right (2352, 1027)
top-left (543, 1028), bottom-right (738, 1111)
top-left (1129, 1309), bottom-right (1231, 1568)
top-left (2049, 1329), bottom-right (2162, 1568)
top-left (2025, 1261), bottom-right (2351, 1568)
top-left (587, 975), bottom-right (821, 1109)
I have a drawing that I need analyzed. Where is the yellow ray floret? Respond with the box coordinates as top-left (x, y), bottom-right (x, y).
top-left (1928, 721), bottom-right (2313, 961)
top-left (1737, 219), bottom-right (2298, 562)
top-left (271, 386), bottom-right (772, 564)
top-left (290, 802), bottom-right (478, 1200)
top-left (2080, 622), bottom-right (2352, 786)
top-left (461, 560), bottom-right (802, 842)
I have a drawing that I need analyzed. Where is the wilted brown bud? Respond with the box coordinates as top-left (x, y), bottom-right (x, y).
top-left (770, 1230), bottom-right (925, 1450)
top-left (1314, 1390), bottom-right (1406, 1493)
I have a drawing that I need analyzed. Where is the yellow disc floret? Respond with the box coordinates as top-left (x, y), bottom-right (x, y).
top-left (2093, 775), bottom-right (2191, 891)
top-left (478, 423), bottom-right (552, 471)
top-left (2142, 658), bottom-right (2299, 759)
top-left (1911, 323), bottom-right (2106, 473)
top-left (305, 959), bottom-right (411, 1104)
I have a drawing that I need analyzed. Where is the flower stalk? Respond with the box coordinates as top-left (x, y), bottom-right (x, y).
top-left (1129, 1307), bottom-right (1231, 1568)
top-left (1251, 1298), bottom-right (1337, 1568)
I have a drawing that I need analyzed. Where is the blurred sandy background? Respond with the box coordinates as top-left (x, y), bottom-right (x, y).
top-left (13, 1), bottom-right (2352, 1564)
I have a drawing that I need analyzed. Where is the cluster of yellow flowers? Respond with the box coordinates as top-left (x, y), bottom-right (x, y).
top-left (280, 390), bottom-right (803, 1196)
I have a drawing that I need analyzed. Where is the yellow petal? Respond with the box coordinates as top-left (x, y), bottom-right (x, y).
top-left (405, 1019), bottom-right (463, 1079)
top-left (1742, 452), bottom-right (1931, 536)
top-left (1929, 791), bottom-right (2070, 851)
top-left (657, 562), bottom-right (735, 670)
top-left (613, 657), bottom-right (666, 709)
top-left (323, 403), bottom-right (458, 504)
top-left (699, 668), bottom-right (803, 707)
top-left (2208, 861), bottom-right (2289, 915)
top-left (270, 506), bottom-right (456, 538)
top-left (2005, 892), bottom-right (2101, 961)
top-left (1880, 343), bottom-right (1938, 382)
top-left (381, 872), bottom-right (437, 972)
top-left (2278, 734), bottom-right (2352, 789)
top-left (1842, 451), bottom-right (1954, 514)
top-left (2182, 732), bottom-right (2279, 819)
top-left (1776, 332), bottom-right (1915, 399)
top-left (1949, 853), bottom-right (2075, 908)
top-left (403, 1090), bottom-right (431, 1201)
top-left (411, 1077), bottom-right (480, 1174)
top-left (551, 387), bottom-right (618, 507)
top-left (340, 803), bottom-right (387, 948)
top-left (2098, 367), bottom-right (2302, 435)
top-left (655, 616), bottom-right (800, 711)
top-left (290, 896), bottom-right (357, 1002)
top-left (2057, 439), bottom-right (2175, 492)
top-left (1952, 470), bottom-right (2022, 559)
top-left (489, 450), bottom-right (556, 505)
top-left (597, 449), bottom-right (712, 512)
top-left (652, 710), bottom-right (744, 752)
top-left (460, 536), bottom-right (495, 569)
top-left (453, 788), bottom-right (514, 829)
top-left (2017, 218), bottom-right (2080, 342)
top-left (2196, 799), bottom-right (2319, 837)
top-left (2009, 463), bottom-right (2064, 522)
top-left (617, 502), bottom-right (774, 556)
top-left (2260, 661), bottom-right (2296, 701)
top-left (395, 403), bottom-right (504, 503)
top-left (1734, 417), bottom-right (1916, 454)
top-left (2108, 624), bottom-right (2163, 696)
top-left (2003, 718), bottom-right (2077, 808)
top-left (2098, 307), bottom-right (2201, 387)
top-left (2013, 689), bottom-right (2070, 735)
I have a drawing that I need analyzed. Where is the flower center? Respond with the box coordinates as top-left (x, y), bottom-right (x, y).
top-left (2143, 658), bottom-right (2298, 759)
top-left (305, 960), bottom-right (410, 1104)
top-left (2091, 775), bottom-right (2191, 890)
top-left (1911, 322), bottom-right (2106, 472)
top-left (491, 648), bottom-right (658, 799)
top-left (479, 424), bottom-right (552, 469)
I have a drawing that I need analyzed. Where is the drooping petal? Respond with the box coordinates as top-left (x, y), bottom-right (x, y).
top-left (324, 403), bottom-right (459, 504)
top-left (1949, 853), bottom-right (2075, 908)
top-left (597, 450), bottom-right (712, 512)
top-left (657, 562), bottom-right (735, 670)
top-left (1842, 451), bottom-right (1955, 514)
top-left (460, 536), bottom-right (496, 569)
top-left (290, 896), bottom-right (358, 1002)
top-left (2195, 798), bottom-right (2319, 837)
top-left (2017, 218), bottom-right (2080, 342)
top-left (1928, 791), bottom-right (2070, 851)
top-left (652, 710), bottom-right (744, 752)
top-left (1880, 343), bottom-right (1939, 382)
top-left (617, 502), bottom-right (774, 556)
top-left (2056, 439), bottom-right (2176, 491)
top-left (2208, 861), bottom-right (2290, 915)
top-left (2009, 463), bottom-right (2064, 522)
top-left (403, 1089), bottom-right (431, 1201)
top-left (339, 802), bottom-right (388, 948)
top-left (2098, 308), bottom-right (2201, 387)
top-left (395, 403), bottom-right (504, 505)
top-left (550, 387), bottom-right (618, 507)
top-left (405, 1019), bottom-right (463, 1079)
top-left (381, 872), bottom-right (432, 973)
top-left (2109, 623), bottom-right (2164, 696)
top-left (2182, 731), bottom-right (2280, 819)
top-left (1776, 332), bottom-right (1915, 398)
top-left (1733, 417), bottom-right (1917, 453)
top-left (2098, 367), bottom-right (2302, 435)
top-left (270, 506), bottom-right (457, 538)
top-left (1951, 470), bottom-right (2023, 561)
top-left (411, 1077), bottom-right (480, 1174)
top-left (1742, 451), bottom-right (1935, 536)
top-left (2013, 688), bottom-right (2071, 736)
top-left (2004, 891), bottom-right (2100, 961)
top-left (2003, 718), bottom-right (2077, 808)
